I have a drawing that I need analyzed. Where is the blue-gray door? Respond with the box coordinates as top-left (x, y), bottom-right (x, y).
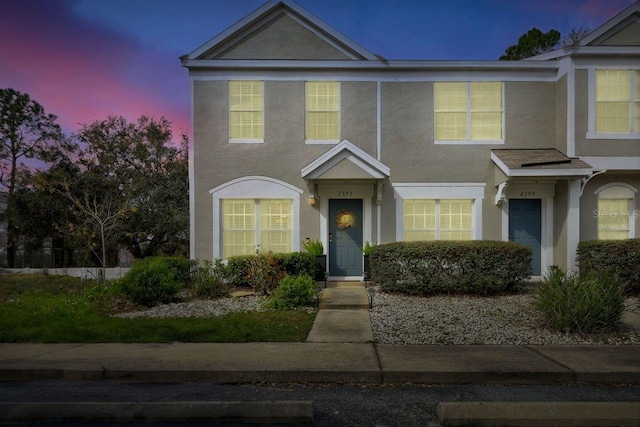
top-left (329, 199), bottom-right (363, 277)
top-left (509, 199), bottom-right (542, 276)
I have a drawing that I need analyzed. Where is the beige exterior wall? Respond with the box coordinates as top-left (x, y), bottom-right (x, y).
top-left (216, 14), bottom-right (351, 60)
top-left (555, 74), bottom-right (568, 153)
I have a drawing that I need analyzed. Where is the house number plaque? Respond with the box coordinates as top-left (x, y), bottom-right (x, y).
top-left (337, 191), bottom-right (353, 197)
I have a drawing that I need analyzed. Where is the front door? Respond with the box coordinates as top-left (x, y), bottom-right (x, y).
top-left (329, 199), bottom-right (363, 277)
top-left (509, 199), bottom-right (542, 276)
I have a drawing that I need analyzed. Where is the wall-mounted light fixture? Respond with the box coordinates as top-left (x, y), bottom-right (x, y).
top-left (308, 195), bottom-right (317, 206)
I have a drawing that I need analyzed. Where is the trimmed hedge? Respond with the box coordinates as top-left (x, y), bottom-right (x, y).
top-left (225, 252), bottom-right (317, 288)
top-left (370, 241), bottom-right (531, 295)
top-left (577, 239), bottom-right (640, 294)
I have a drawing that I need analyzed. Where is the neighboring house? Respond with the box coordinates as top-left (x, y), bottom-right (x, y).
top-left (182, 1), bottom-right (640, 279)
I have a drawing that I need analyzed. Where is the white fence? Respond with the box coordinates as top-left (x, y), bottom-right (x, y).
top-left (0, 267), bottom-right (131, 281)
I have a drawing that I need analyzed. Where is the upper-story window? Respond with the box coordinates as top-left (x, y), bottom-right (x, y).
top-left (306, 81), bottom-right (340, 143)
top-left (229, 81), bottom-right (264, 143)
top-left (434, 82), bottom-right (503, 144)
top-left (595, 69), bottom-right (640, 134)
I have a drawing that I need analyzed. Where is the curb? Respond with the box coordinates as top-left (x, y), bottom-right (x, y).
top-left (0, 401), bottom-right (314, 424)
top-left (437, 402), bottom-right (640, 426)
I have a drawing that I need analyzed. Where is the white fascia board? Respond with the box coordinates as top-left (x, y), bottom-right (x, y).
top-left (182, 59), bottom-right (560, 72)
top-left (301, 139), bottom-right (390, 178)
top-left (581, 157), bottom-right (640, 170)
top-left (186, 1), bottom-right (280, 60)
top-left (578, 3), bottom-right (640, 46)
top-left (491, 152), bottom-right (593, 177)
top-left (184, 0), bottom-right (377, 62)
top-left (491, 152), bottom-right (511, 176)
top-left (279, 0), bottom-right (377, 60)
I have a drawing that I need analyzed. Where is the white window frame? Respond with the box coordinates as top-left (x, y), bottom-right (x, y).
top-left (594, 182), bottom-right (638, 239)
top-left (305, 81), bottom-right (341, 145)
top-left (434, 82), bottom-right (505, 145)
top-left (587, 67), bottom-right (640, 140)
top-left (393, 183), bottom-right (485, 241)
top-left (210, 176), bottom-right (303, 259)
top-left (229, 80), bottom-right (265, 144)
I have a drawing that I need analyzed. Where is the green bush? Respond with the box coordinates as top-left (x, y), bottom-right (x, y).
top-left (278, 252), bottom-right (317, 278)
top-left (268, 275), bottom-right (317, 310)
top-left (119, 258), bottom-right (182, 306)
top-left (370, 240), bottom-right (531, 295)
top-left (246, 253), bottom-right (285, 295)
top-left (225, 252), bottom-right (317, 289)
top-left (192, 260), bottom-right (228, 299)
top-left (534, 266), bottom-right (625, 333)
top-left (577, 239), bottom-right (640, 294)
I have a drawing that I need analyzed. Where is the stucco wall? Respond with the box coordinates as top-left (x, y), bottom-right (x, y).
top-left (216, 14), bottom-right (350, 60)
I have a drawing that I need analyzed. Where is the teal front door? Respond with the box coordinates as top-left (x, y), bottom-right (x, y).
top-left (509, 199), bottom-right (542, 276)
top-left (329, 199), bottom-right (363, 277)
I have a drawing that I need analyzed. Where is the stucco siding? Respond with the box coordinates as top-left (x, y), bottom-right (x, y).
top-left (341, 82), bottom-right (378, 157)
top-left (504, 81), bottom-right (556, 148)
top-left (556, 74), bottom-right (568, 153)
top-left (599, 21), bottom-right (640, 46)
top-left (216, 14), bottom-right (351, 60)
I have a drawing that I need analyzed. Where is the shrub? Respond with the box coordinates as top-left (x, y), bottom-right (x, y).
top-left (278, 252), bottom-right (317, 278)
top-left (534, 266), bottom-right (625, 333)
top-left (192, 260), bottom-right (228, 299)
top-left (577, 239), bottom-right (640, 294)
top-left (268, 275), bottom-right (317, 310)
top-left (226, 252), bottom-right (317, 289)
top-left (119, 258), bottom-right (182, 306)
top-left (370, 240), bottom-right (531, 295)
top-left (246, 253), bottom-right (285, 295)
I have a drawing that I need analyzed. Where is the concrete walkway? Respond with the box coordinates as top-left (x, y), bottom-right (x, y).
top-left (307, 281), bottom-right (373, 343)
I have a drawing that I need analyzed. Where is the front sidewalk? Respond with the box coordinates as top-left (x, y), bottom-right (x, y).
top-left (1, 342), bottom-right (639, 385)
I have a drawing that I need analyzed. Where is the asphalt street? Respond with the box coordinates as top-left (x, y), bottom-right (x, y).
top-left (2, 381), bottom-right (639, 426)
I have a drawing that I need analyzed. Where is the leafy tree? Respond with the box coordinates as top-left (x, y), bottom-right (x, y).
top-left (76, 115), bottom-right (189, 259)
top-left (560, 27), bottom-right (590, 47)
top-left (499, 28), bottom-right (561, 60)
top-left (0, 88), bottom-right (71, 266)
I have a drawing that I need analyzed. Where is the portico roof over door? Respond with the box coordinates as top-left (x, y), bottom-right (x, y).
top-left (301, 139), bottom-right (390, 203)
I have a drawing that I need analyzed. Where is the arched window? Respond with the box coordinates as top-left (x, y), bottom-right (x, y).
top-left (210, 176), bottom-right (303, 258)
top-left (594, 183), bottom-right (637, 240)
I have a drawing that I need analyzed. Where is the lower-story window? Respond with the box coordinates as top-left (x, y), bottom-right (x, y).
top-left (403, 199), bottom-right (473, 241)
top-left (222, 199), bottom-right (292, 258)
top-left (597, 198), bottom-right (631, 240)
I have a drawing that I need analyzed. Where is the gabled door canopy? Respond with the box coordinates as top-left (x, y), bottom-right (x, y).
top-left (301, 139), bottom-right (390, 204)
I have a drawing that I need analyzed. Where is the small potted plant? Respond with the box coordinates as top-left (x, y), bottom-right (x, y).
top-left (303, 239), bottom-right (326, 282)
top-left (362, 241), bottom-right (377, 280)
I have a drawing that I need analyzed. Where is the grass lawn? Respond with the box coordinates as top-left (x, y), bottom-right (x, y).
top-left (0, 274), bottom-right (316, 343)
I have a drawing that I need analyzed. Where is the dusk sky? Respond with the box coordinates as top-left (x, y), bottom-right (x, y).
top-left (1, 0), bottom-right (635, 147)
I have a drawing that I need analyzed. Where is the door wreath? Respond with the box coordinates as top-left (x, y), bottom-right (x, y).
top-left (336, 210), bottom-right (356, 229)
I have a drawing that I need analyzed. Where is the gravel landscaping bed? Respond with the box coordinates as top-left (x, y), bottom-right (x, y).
top-left (113, 295), bottom-right (269, 319)
top-left (371, 291), bottom-right (640, 346)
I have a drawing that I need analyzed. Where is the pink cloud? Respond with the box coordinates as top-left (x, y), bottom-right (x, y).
top-left (0, 0), bottom-right (190, 141)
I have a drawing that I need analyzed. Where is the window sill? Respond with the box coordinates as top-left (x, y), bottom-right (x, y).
top-left (434, 140), bottom-right (504, 145)
top-left (586, 131), bottom-right (640, 140)
top-left (229, 139), bottom-right (264, 144)
top-left (305, 139), bottom-right (340, 145)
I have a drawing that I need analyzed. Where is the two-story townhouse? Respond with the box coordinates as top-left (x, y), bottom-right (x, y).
top-left (182, 0), bottom-right (639, 280)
